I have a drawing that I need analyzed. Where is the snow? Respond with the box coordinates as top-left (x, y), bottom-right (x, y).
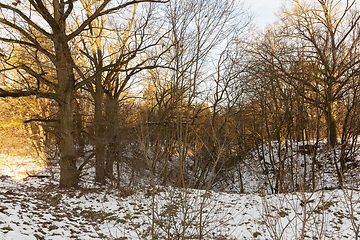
top-left (0, 155), bottom-right (360, 239)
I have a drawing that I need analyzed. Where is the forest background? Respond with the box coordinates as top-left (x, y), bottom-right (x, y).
top-left (0, 0), bottom-right (359, 195)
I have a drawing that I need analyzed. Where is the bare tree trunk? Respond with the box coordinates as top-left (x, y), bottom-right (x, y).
top-left (94, 80), bottom-right (106, 184)
top-left (105, 97), bottom-right (119, 180)
top-left (58, 92), bottom-right (79, 187)
top-left (55, 36), bottom-right (79, 188)
top-left (74, 99), bottom-right (85, 156)
top-left (325, 107), bottom-right (337, 148)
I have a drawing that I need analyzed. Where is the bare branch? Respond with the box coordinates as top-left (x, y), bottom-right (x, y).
top-left (0, 2), bottom-right (52, 38)
top-left (67, 0), bottom-right (169, 40)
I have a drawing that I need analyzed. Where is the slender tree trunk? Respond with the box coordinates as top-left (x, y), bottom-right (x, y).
top-left (74, 99), bottom-right (85, 156)
top-left (94, 77), bottom-right (106, 184)
top-left (325, 100), bottom-right (344, 186)
top-left (325, 94), bottom-right (337, 148)
top-left (105, 97), bottom-right (119, 180)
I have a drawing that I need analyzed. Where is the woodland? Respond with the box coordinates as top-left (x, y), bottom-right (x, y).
top-left (0, 0), bottom-right (360, 195)
top-left (2, 0), bottom-right (360, 239)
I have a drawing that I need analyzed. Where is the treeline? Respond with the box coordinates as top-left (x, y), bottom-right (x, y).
top-left (0, 0), bottom-right (359, 193)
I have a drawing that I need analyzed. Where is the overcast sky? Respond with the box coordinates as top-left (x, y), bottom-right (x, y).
top-left (242, 0), bottom-right (286, 28)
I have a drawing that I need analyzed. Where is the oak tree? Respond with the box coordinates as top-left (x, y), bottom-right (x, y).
top-left (0, 0), bottom-right (167, 187)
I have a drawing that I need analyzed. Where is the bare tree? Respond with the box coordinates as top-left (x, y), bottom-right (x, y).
top-left (72, 0), bottom-right (170, 185)
top-left (0, 0), bottom-right (168, 187)
top-left (247, 0), bottom-right (360, 186)
top-left (139, 0), bottom-right (251, 191)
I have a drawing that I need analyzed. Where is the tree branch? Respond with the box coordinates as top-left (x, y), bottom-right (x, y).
top-left (67, 0), bottom-right (168, 40)
top-left (0, 2), bottom-right (52, 39)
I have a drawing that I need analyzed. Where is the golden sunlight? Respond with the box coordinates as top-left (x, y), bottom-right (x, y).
top-left (0, 154), bottom-right (46, 181)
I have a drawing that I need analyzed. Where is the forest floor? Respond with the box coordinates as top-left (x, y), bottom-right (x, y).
top-left (0, 156), bottom-right (360, 239)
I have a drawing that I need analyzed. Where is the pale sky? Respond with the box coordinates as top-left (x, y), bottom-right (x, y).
top-left (242, 0), bottom-right (286, 28)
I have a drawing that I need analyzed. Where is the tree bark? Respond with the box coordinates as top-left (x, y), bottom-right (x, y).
top-left (54, 34), bottom-right (79, 188)
top-left (58, 92), bottom-right (79, 187)
top-left (325, 101), bottom-right (337, 148)
top-left (94, 76), bottom-right (106, 184)
top-left (105, 97), bottom-right (119, 180)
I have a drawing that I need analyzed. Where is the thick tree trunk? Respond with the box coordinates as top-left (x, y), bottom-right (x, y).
top-left (59, 92), bottom-right (79, 187)
top-left (54, 34), bottom-right (79, 188)
top-left (327, 113), bottom-right (337, 148)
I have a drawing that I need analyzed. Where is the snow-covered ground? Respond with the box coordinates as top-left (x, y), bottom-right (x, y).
top-left (0, 156), bottom-right (360, 239)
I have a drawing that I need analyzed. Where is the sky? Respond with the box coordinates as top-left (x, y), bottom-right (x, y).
top-left (242, 0), bottom-right (286, 28)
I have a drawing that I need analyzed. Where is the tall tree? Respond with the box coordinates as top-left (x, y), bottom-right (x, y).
top-left (0, 0), bottom-right (167, 187)
top-left (74, 0), bottom-right (170, 184)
